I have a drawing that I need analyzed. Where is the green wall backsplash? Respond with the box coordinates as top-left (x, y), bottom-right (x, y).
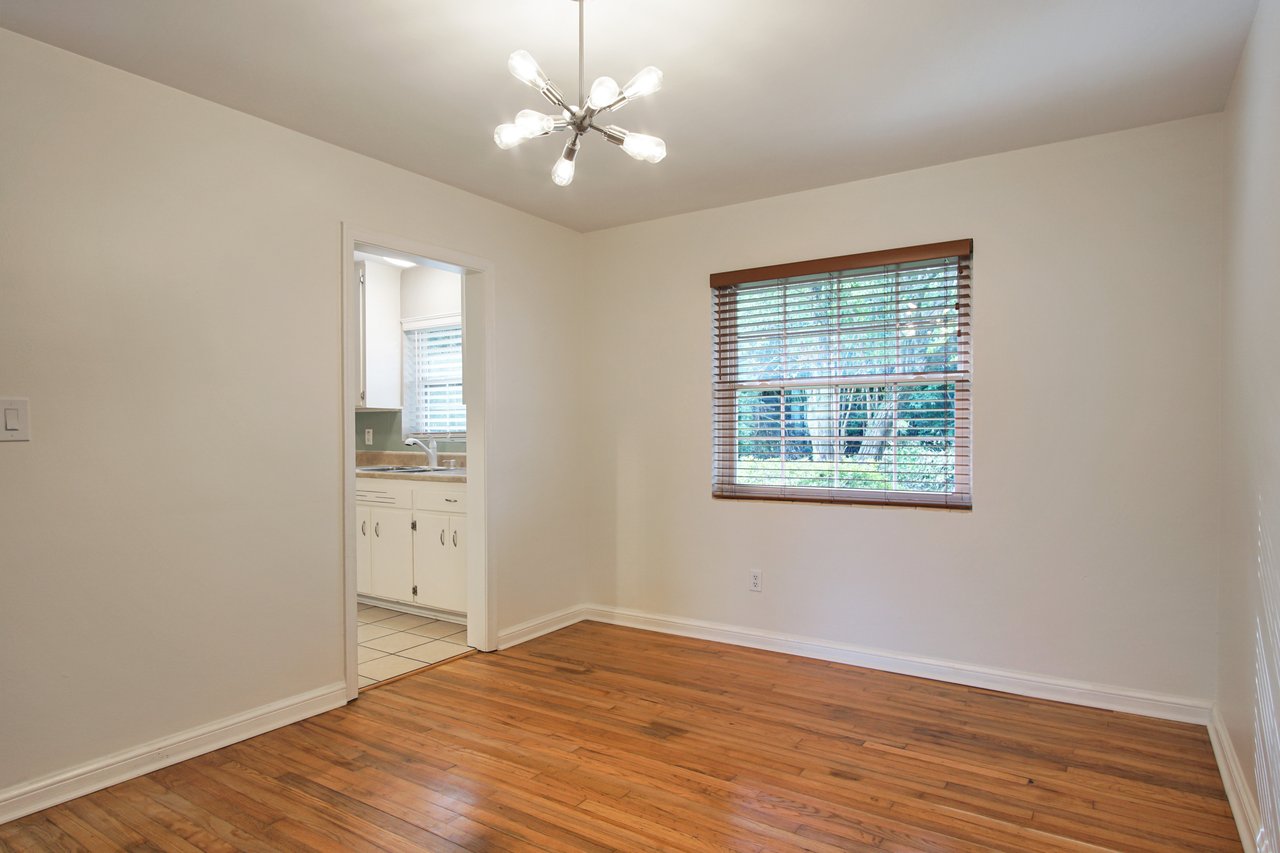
top-left (356, 410), bottom-right (466, 453)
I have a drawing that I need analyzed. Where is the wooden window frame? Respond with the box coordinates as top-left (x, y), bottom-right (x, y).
top-left (711, 240), bottom-right (972, 510)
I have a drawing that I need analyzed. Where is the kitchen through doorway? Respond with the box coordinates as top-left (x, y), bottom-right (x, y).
top-left (343, 231), bottom-right (492, 693)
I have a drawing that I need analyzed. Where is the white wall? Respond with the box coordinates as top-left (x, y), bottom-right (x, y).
top-left (581, 115), bottom-right (1225, 701)
top-left (0, 28), bottom-right (592, 793)
top-left (1220, 0), bottom-right (1280, 843)
top-left (401, 265), bottom-right (462, 319)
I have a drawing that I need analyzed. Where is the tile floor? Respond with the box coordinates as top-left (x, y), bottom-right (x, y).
top-left (357, 603), bottom-right (470, 688)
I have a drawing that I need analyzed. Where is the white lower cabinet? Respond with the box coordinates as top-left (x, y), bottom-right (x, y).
top-left (413, 513), bottom-right (467, 613)
top-left (371, 508), bottom-right (415, 601)
top-left (355, 478), bottom-right (466, 613)
top-left (356, 506), bottom-right (373, 594)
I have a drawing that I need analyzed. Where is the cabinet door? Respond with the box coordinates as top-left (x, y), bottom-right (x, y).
top-left (370, 508), bottom-right (414, 602)
top-left (413, 512), bottom-right (464, 613)
top-left (361, 260), bottom-right (402, 409)
top-left (445, 515), bottom-right (467, 613)
top-left (356, 506), bottom-right (373, 595)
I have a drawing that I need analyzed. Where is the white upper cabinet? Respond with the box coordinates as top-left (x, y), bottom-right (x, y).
top-left (358, 259), bottom-right (402, 410)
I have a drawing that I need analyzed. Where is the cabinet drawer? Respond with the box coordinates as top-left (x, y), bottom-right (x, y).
top-left (413, 486), bottom-right (466, 513)
top-left (355, 478), bottom-right (413, 508)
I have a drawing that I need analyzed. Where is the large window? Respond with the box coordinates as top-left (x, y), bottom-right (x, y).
top-left (403, 319), bottom-right (465, 436)
top-left (711, 240), bottom-right (972, 508)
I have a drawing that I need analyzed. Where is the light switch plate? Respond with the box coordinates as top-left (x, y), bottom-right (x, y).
top-left (0, 398), bottom-right (30, 441)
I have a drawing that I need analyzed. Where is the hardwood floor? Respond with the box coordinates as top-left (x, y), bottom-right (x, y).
top-left (1, 621), bottom-right (1240, 851)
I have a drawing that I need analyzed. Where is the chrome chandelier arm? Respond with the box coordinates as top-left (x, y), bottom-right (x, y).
top-left (589, 123), bottom-right (626, 146)
top-left (539, 81), bottom-right (571, 112)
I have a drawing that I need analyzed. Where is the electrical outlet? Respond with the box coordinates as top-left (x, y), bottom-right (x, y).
top-left (749, 569), bottom-right (763, 592)
top-left (364, 428), bottom-right (374, 446)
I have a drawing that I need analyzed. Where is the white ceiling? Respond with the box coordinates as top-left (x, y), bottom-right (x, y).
top-left (0, 0), bottom-right (1258, 232)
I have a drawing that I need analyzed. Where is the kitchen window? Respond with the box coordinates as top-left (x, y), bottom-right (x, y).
top-left (711, 240), bottom-right (972, 508)
top-left (403, 318), bottom-right (465, 436)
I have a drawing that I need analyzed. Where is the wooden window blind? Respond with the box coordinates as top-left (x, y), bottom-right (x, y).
top-left (711, 240), bottom-right (972, 509)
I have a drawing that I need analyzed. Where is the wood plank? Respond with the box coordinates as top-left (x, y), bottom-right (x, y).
top-left (0, 621), bottom-right (1242, 851)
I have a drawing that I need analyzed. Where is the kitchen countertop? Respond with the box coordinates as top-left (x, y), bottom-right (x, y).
top-left (355, 449), bottom-right (467, 483)
top-left (357, 468), bottom-right (466, 483)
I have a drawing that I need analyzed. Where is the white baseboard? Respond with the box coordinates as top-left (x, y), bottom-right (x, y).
top-left (497, 603), bottom-right (594, 649)
top-left (0, 681), bottom-right (348, 825)
top-left (500, 603), bottom-right (1212, 725)
top-left (1209, 706), bottom-right (1263, 853)
top-left (358, 594), bottom-right (464, 625)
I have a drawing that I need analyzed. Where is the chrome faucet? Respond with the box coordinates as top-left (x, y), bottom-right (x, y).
top-left (404, 437), bottom-right (438, 467)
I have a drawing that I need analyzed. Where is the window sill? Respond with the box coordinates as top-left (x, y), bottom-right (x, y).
top-left (711, 489), bottom-right (972, 511)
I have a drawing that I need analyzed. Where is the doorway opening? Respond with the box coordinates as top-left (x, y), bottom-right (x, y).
top-left (341, 226), bottom-right (493, 698)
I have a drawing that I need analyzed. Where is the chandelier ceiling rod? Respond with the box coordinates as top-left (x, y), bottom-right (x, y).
top-left (494, 0), bottom-right (667, 187)
top-left (578, 0), bottom-right (585, 109)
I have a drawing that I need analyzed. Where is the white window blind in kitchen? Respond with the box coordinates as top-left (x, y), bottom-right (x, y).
top-left (403, 319), bottom-right (465, 436)
top-left (711, 240), bottom-right (972, 508)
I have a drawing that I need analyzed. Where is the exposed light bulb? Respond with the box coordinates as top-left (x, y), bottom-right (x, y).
top-left (622, 66), bottom-right (663, 100)
top-left (551, 156), bottom-right (576, 186)
top-left (587, 76), bottom-right (621, 110)
top-left (381, 256), bottom-right (416, 268)
top-left (493, 123), bottom-right (529, 150)
top-left (552, 134), bottom-right (581, 186)
top-left (515, 109), bottom-right (556, 137)
top-left (507, 50), bottom-right (548, 88)
top-left (621, 132), bottom-right (667, 164)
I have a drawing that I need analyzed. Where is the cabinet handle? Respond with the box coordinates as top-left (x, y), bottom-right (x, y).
top-left (374, 522), bottom-right (380, 538)
top-left (361, 520), bottom-right (367, 536)
top-left (452, 529), bottom-right (458, 547)
top-left (445, 498), bottom-right (458, 503)
top-left (440, 529), bottom-right (446, 545)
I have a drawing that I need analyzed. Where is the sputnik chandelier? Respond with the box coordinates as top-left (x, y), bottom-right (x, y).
top-left (494, 0), bottom-right (666, 186)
